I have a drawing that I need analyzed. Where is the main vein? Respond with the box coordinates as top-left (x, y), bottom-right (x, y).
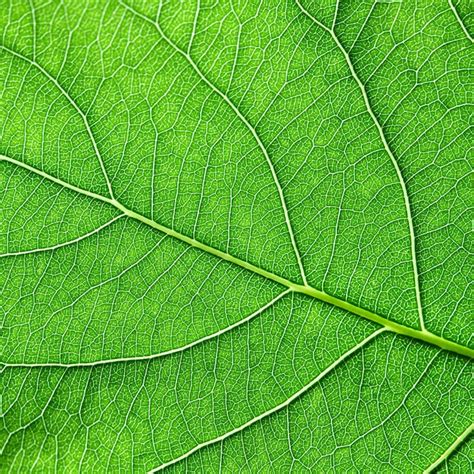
top-left (1, 154), bottom-right (472, 359)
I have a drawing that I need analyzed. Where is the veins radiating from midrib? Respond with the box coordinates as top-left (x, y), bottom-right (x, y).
top-left (1, 154), bottom-right (473, 360)
top-left (2, 2), bottom-right (423, 327)
top-left (294, 0), bottom-right (426, 331)
top-left (121, 0), bottom-right (424, 333)
top-left (1, 5), bottom-right (472, 359)
top-left (118, 0), bottom-right (309, 286)
top-left (2, 2), bottom-right (308, 287)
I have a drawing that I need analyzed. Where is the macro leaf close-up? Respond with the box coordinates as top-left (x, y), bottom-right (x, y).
top-left (1, 0), bottom-right (473, 472)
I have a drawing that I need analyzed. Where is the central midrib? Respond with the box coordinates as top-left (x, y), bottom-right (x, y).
top-left (2, 154), bottom-right (471, 359)
top-left (114, 201), bottom-right (473, 359)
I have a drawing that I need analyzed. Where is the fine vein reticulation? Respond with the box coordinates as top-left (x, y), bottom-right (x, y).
top-left (150, 328), bottom-right (387, 472)
top-left (119, 0), bottom-right (309, 287)
top-left (294, 0), bottom-right (426, 331)
top-left (1, 153), bottom-right (472, 360)
top-left (1, 0), bottom-right (473, 472)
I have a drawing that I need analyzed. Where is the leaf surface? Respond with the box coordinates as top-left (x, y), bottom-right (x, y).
top-left (1, 0), bottom-right (473, 472)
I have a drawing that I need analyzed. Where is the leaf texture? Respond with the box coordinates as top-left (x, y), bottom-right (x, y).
top-left (1, 0), bottom-right (473, 472)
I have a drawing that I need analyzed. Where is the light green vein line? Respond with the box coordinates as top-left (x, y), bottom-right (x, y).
top-left (150, 328), bottom-right (386, 472)
top-left (448, 0), bottom-right (473, 43)
top-left (118, 0), bottom-right (309, 287)
top-left (0, 155), bottom-right (115, 204)
top-left (424, 422), bottom-right (473, 473)
top-left (2, 290), bottom-right (290, 367)
top-left (0, 214), bottom-right (125, 258)
top-left (295, 0), bottom-right (426, 333)
top-left (0, 45), bottom-right (115, 199)
top-left (2, 154), bottom-right (473, 360)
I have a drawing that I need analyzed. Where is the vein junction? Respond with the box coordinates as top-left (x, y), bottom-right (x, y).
top-left (1, 154), bottom-right (472, 360)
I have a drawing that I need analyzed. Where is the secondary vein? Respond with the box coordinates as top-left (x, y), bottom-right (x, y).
top-left (0, 45), bottom-right (116, 200)
top-left (1, 154), bottom-right (473, 359)
top-left (150, 328), bottom-right (386, 472)
top-left (3, 290), bottom-right (290, 368)
top-left (0, 214), bottom-right (125, 258)
top-left (119, 0), bottom-right (309, 287)
top-left (424, 422), bottom-right (474, 473)
top-left (448, 0), bottom-right (474, 43)
top-left (294, 0), bottom-right (426, 332)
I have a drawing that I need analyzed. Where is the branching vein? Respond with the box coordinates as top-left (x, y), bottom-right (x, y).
top-left (0, 45), bottom-right (115, 199)
top-left (150, 328), bottom-right (386, 472)
top-left (119, 0), bottom-right (309, 286)
top-left (1, 154), bottom-right (472, 359)
top-left (295, 0), bottom-right (426, 331)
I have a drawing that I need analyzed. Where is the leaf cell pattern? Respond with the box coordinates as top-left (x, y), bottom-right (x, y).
top-left (1, 0), bottom-right (473, 472)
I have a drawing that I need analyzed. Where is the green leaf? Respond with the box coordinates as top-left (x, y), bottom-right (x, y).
top-left (1, 0), bottom-right (472, 472)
